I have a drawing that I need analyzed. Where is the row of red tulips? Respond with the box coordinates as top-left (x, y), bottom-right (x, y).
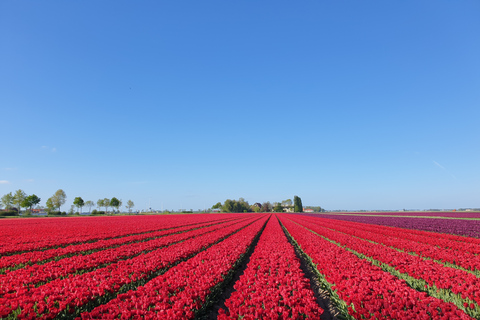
top-left (0, 216), bottom-right (242, 272)
top-left (218, 216), bottom-right (323, 319)
top-left (0, 217), bottom-right (250, 297)
top-left (0, 215), bottom-right (262, 319)
top-left (279, 214), bottom-right (472, 319)
top-left (305, 216), bottom-right (480, 271)
top-left (79, 215), bottom-right (269, 319)
top-left (291, 215), bottom-right (480, 312)
top-left (0, 214), bottom-right (235, 255)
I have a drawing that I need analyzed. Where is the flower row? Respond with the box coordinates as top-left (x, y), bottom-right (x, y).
top-left (319, 216), bottom-right (480, 273)
top-left (0, 215), bottom-right (263, 319)
top-left (218, 216), bottom-right (323, 319)
top-left (79, 215), bottom-right (269, 319)
top-left (279, 214), bottom-right (471, 319)
top-left (288, 215), bottom-right (480, 313)
top-left (0, 216), bottom-right (242, 272)
top-left (0, 214), bottom-right (235, 255)
top-left (0, 217), bottom-right (250, 297)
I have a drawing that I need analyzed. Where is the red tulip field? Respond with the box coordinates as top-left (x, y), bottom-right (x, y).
top-left (1, 213), bottom-right (480, 319)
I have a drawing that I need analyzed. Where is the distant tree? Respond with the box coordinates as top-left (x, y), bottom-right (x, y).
top-left (21, 194), bottom-right (41, 211)
top-left (73, 197), bottom-right (85, 214)
top-left (46, 197), bottom-right (55, 212)
top-left (281, 199), bottom-right (293, 206)
top-left (51, 189), bottom-right (67, 211)
top-left (110, 197), bottom-right (121, 213)
top-left (212, 202), bottom-right (222, 210)
top-left (294, 196), bottom-right (303, 213)
top-left (97, 199), bottom-right (104, 210)
top-left (103, 198), bottom-right (110, 213)
top-left (85, 200), bottom-right (95, 213)
top-left (97, 198), bottom-right (110, 213)
top-left (13, 189), bottom-right (27, 213)
top-left (1, 192), bottom-right (14, 210)
top-left (222, 199), bottom-right (234, 212)
top-left (273, 202), bottom-right (284, 212)
top-left (126, 200), bottom-right (135, 213)
top-left (261, 201), bottom-right (272, 212)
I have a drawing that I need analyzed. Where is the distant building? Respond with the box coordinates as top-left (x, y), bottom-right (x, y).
top-left (303, 208), bottom-right (314, 213)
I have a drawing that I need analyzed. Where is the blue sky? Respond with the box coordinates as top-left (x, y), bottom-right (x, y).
top-left (1, 1), bottom-right (479, 211)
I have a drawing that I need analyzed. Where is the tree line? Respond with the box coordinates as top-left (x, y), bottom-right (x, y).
top-left (0, 189), bottom-right (135, 216)
top-left (211, 196), bottom-right (306, 213)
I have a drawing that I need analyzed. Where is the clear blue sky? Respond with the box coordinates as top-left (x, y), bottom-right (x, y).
top-left (1, 1), bottom-right (479, 211)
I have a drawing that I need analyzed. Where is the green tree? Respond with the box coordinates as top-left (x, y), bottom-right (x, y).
top-left (211, 202), bottom-right (222, 210)
top-left (110, 197), bottom-right (121, 213)
top-left (51, 189), bottom-right (67, 211)
top-left (222, 199), bottom-right (234, 212)
top-left (294, 195), bottom-right (303, 213)
top-left (21, 194), bottom-right (41, 211)
top-left (103, 198), bottom-right (110, 213)
top-left (1, 192), bottom-right (14, 210)
top-left (85, 200), bottom-right (95, 213)
top-left (46, 197), bottom-right (55, 212)
top-left (13, 189), bottom-right (27, 213)
top-left (273, 202), bottom-right (284, 212)
top-left (126, 200), bottom-right (135, 213)
top-left (73, 197), bottom-right (85, 214)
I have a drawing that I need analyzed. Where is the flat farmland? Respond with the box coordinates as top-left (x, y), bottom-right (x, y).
top-left (1, 213), bottom-right (480, 319)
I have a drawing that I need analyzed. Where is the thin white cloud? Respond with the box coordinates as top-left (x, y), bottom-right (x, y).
top-left (24, 179), bottom-right (34, 183)
top-left (433, 160), bottom-right (457, 180)
top-left (41, 146), bottom-right (57, 152)
top-left (3, 167), bottom-right (16, 171)
top-left (433, 161), bottom-right (445, 170)
top-left (0, 180), bottom-right (10, 184)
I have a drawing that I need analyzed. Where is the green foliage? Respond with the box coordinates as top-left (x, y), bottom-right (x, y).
top-left (222, 198), bottom-right (251, 213)
top-left (46, 197), bottom-right (55, 212)
top-left (211, 202), bottom-right (222, 209)
top-left (273, 202), bottom-right (284, 212)
top-left (85, 200), bottom-right (95, 212)
top-left (48, 211), bottom-right (66, 216)
top-left (1, 192), bottom-right (14, 210)
top-left (294, 195), bottom-right (303, 212)
top-left (97, 198), bottom-right (110, 213)
top-left (126, 200), bottom-right (134, 213)
top-left (0, 210), bottom-right (18, 217)
top-left (21, 194), bottom-right (41, 211)
top-left (73, 197), bottom-right (85, 213)
top-left (51, 189), bottom-right (67, 211)
top-left (110, 197), bottom-right (121, 213)
top-left (91, 210), bottom-right (105, 215)
top-left (13, 189), bottom-right (27, 212)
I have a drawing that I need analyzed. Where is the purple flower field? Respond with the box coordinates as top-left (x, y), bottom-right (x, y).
top-left (327, 211), bottom-right (480, 218)
top-left (300, 213), bottom-right (480, 239)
